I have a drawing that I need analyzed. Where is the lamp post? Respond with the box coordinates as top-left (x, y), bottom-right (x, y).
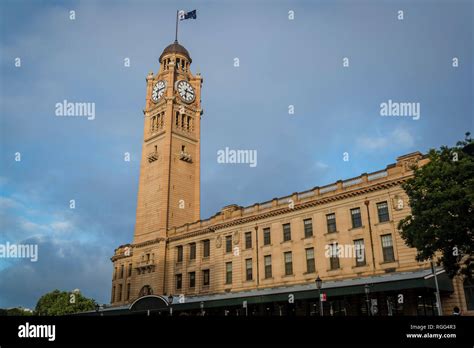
top-left (364, 284), bottom-right (371, 316)
top-left (168, 294), bottom-right (174, 316)
top-left (430, 260), bottom-right (443, 316)
top-left (316, 276), bottom-right (323, 317)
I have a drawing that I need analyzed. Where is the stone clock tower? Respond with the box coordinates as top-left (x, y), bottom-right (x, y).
top-left (134, 41), bottom-right (202, 245)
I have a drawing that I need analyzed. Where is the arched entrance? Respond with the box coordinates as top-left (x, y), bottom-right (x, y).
top-left (129, 294), bottom-right (170, 312)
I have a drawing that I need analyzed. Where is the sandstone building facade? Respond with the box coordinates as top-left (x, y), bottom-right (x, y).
top-left (109, 42), bottom-right (473, 316)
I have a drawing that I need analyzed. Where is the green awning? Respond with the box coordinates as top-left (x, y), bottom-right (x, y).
top-left (173, 268), bottom-right (453, 310)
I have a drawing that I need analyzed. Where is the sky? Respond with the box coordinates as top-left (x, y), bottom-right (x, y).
top-left (0, 0), bottom-right (472, 309)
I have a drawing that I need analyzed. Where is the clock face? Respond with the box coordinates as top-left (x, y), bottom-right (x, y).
top-left (176, 80), bottom-right (195, 103)
top-left (151, 80), bottom-right (166, 102)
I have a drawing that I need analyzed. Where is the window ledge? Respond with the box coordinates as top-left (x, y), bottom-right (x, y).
top-left (352, 264), bottom-right (369, 270)
top-left (282, 274), bottom-right (295, 278)
top-left (375, 220), bottom-right (393, 226)
top-left (303, 271), bottom-right (316, 275)
top-left (280, 240), bottom-right (292, 245)
top-left (324, 231), bottom-right (339, 236)
top-left (327, 268), bottom-right (342, 273)
top-left (349, 226), bottom-right (365, 231)
top-left (379, 260), bottom-right (398, 266)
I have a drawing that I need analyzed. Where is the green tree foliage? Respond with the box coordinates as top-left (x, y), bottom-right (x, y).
top-left (0, 308), bottom-right (33, 316)
top-left (34, 289), bottom-right (96, 315)
top-left (398, 133), bottom-right (474, 278)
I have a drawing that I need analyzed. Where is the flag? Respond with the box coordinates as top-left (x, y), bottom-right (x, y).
top-left (178, 9), bottom-right (197, 21)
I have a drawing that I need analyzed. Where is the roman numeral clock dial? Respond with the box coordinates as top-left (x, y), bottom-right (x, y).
top-left (151, 80), bottom-right (166, 102)
top-left (176, 80), bottom-right (195, 103)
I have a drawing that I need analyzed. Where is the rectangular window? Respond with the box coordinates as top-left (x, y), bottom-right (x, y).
top-left (283, 223), bottom-right (291, 242)
top-left (118, 284), bottom-right (123, 301)
top-left (177, 246), bottom-right (183, 262)
top-left (114, 267), bottom-right (117, 280)
top-left (245, 258), bottom-right (253, 281)
top-left (381, 234), bottom-right (395, 262)
top-left (245, 232), bottom-right (252, 249)
top-left (189, 272), bottom-right (196, 288)
top-left (176, 274), bottom-right (182, 290)
top-left (305, 248), bottom-right (315, 273)
top-left (120, 264), bottom-right (124, 278)
top-left (112, 286), bottom-right (115, 303)
top-left (329, 243), bottom-right (340, 270)
top-left (264, 255), bottom-right (272, 278)
top-left (304, 218), bottom-right (313, 238)
top-left (225, 262), bottom-right (232, 284)
top-left (203, 269), bottom-right (210, 286)
top-left (351, 208), bottom-right (362, 228)
top-left (126, 283), bottom-right (130, 300)
top-left (128, 263), bottom-right (132, 277)
top-left (354, 239), bottom-right (366, 267)
top-left (225, 235), bottom-right (232, 253)
top-left (189, 243), bottom-right (196, 260)
top-left (203, 239), bottom-right (210, 258)
top-left (263, 228), bottom-right (271, 245)
top-left (326, 213), bottom-right (337, 233)
top-left (377, 201), bottom-right (390, 223)
top-left (284, 251), bottom-right (293, 275)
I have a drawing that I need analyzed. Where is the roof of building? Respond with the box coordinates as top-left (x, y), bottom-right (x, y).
top-left (159, 41), bottom-right (192, 63)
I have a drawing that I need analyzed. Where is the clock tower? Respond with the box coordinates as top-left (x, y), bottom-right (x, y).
top-left (133, 40), bottom-right (202, 245)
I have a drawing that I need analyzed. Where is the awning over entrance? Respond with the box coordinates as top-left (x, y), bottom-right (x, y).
top-left (172, 268), bottom-right (453, 310)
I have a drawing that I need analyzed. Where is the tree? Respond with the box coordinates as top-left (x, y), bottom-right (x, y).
top-left (398, 133), bottom-right (474, 279)
top-left (34, 289), bottom-right (97, 316)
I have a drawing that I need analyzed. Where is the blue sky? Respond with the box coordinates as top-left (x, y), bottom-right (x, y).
top-left (0, 0), bottom-right (472, 309)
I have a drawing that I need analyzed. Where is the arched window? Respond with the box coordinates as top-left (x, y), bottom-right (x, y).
top-left (464, 278), bottom-right (474, 310)
top-left (187, 116), bottom-right (190, 131)
top-left (175, 111), bottom-right (179, 127)
top-left (139, 285), bottom-right (153, 297)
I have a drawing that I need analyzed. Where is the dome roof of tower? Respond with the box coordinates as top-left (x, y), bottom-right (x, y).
top-left (159, 41), bottom-right (192, 63)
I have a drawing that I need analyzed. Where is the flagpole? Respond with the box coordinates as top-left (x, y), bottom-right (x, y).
top-left (175, 10), bottom-right (179, 42)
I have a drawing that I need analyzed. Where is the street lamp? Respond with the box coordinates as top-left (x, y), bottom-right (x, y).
top-left (364, 284), bottom-right (371, 316)
top-left (315, 276), bottom-right (323, 317)
top-left (168, 294), bottom-right (174, 317)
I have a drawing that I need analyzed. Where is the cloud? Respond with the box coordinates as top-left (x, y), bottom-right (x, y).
top-left (356, 127), bottom-right (415, 152)
top-left (0, 235), bottom-right (111, 309)
top-left (0, 196), bottom-right (21, 209)
top-left (314, 161), bottom-right (329, 170)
